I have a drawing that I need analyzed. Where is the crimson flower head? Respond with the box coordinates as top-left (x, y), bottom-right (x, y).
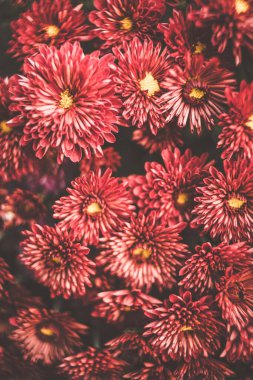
top-left (8, 0), bottom-right (92, 61)
top-left (19, 224), bottom-right (96, 299)
top-left (89, 0), bottom-right (166, 48)
top-left (218, 80), bottom-right (253, 160)
top-left (92, 289), bottom-right (161, 323)
top-left (124, 362), bottom-right (174, 380)
top-left (113, 37), bottom-right (171, 134)
top-left (221, 324), bottom-right (253, 363)
top-left (188, 0), bottom-right (253, 65)
top-left (134, 148), bottom-right (212, 223)
top-left (174, 358), bottom-right (234, 380)
top-left (144, 291), bottom-right (224, 360)
top-left (192, 159), bottom-right (253, 243)
top-left (59, 346), bottom-right (128, 380)
top-left (216, 268), bottom-right (253, 329)
top-left (9, 307), bottom-right (87, 364)
top-left (0, 188), bottom-right (45, 229)
top-left (179, 241), bottom-right (253, 294)
top-left (9, 42), bottom-right (122, 163)
top-left (98, 212), bottom-right (187, 291)
top-left (53, 169), bottom-right (134, 246)
top-left (0, 257), bottom-right (14, 299)
top-left (160, 54), bottom-right (235, 134)
top-left (80, 147), bottom-right (121, 175)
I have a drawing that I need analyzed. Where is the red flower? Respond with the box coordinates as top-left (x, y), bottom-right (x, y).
top-left (124, 361), bottom-right (174, 380)
top-left (92, 289), bottom-right (161, 323)
top-left (89, 0), bottom-right (165, 48)
top-left (216, 268), bottom-right (253, 329)
top-left (112, 37), bottom-right (171, 134)
top-left (9, 308), bottom-right (87, 364)
top-left (0, 188), bottom-right (45, 229)
top-left (218, 81), bottom-right (253, 160)
top-left (20, 224), bottom-right (96, 299)
top-left (0, 77), bottom-right (34, 182)
top-left (98, 212), bottom-right (187, 291)
top-left (80, 147), bottom-right (121, 175)
top-left (221, 324), bottom-right (253, 363)
top-left (132, 121), bottom-right (183, 154)
top-left (8, 0), bottom-right (92, 61)
top-left (53, 169), bottom-right (134, 246)
top-left (144, 291), bottom-right (224, 360)
top-left (9, 42), bottom-right (122, 163)
top-left (179, 241), bottom-right (253, 294)
top-left (59, 346), bottom-right (128, 380)
top-left (188, 0), bottom-right (253, 65)
top-left (0, 257), bottom-right (14, 299)
top-left (192, 159), bottom-right (253, 242)
top-left (160, 54), bottom-right (235, 134)
top-left (134, 148), bottom-right (212, 223)
top-left (174, 357), bottom-right (234, 380)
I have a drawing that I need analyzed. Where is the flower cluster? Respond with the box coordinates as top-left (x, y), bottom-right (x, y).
top-left (1, 0), bottom-right (253, 379)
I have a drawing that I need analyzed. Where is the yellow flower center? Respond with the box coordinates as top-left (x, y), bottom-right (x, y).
top-left (181, 325), bottom-right (193, 332)
top-left (235, 0), bottom-right (249, 14)
top-left (189, 88), bottom-right (206, 100)
top-left (139, 72), bottom-right (160, 97)
top-left (120, 17), bottom-right (133, 31)
top-left (59, 89), bottom-right (74, 109)
top-left (132, 247), bottom-right (152, 260)
top-left (45, 24), bottom-right (60, 38)
top-left (86, 202), bottom-right (102, 216)
top-left (245, 114), bottom-right (253, 130)
top-left (40, 327), bottom-right (56, 337)
top-left (177, 192), bottom-right (189, 206)
top-left (51, 256), bottom-right (61, 264)
top-left (193, 42), bottom-right (206, 55)
top-left (228, 197), bottom-right (246, 209)
top-left (0, 120), bottom-right (11, 134)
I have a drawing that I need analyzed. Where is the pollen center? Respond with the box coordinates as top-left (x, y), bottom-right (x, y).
top-left (45, 24), bottom-right (60, 38)
top-left (40, 327), bottom-right (56, 337)
top-left (86, 202), bottom-right (102, 216)
top-left (51, 256), bottom-right (61, 264)
top-left (235, 0), bottom-right (249, 14)
top-left (189, 88), bottom-right (206, 100)
top-left (0, 120), bottom-right (11, 134)
top-left (181, 325), bottom-right (193, 332)
top-left (177, 192), bottom-right (189, 206)
top-left (120, 17), bottom-right (133, 31)
top-left (133, 247), bottom-right (152, 260)
top-left (59, 89), bottom-right (74, 109)
top-left (228, 197), bottom-right (246, 209)
top-left (139, 72), bottom-right (160, 97)
top-left (193, 42), bottom-right (206, 55)
top-left (245, 114), bottom-right (253, 130)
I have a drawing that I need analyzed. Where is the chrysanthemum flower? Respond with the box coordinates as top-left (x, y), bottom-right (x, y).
top-left (0, 77), bottom-right (34, 182)
top-left (216, 268), bottom-right (253, 329)
top-left (59, 346), bottom-right (128, 380)
top-left (98, 212), bottom-right (187, 291)
top-left (218, 81), bottom-right (253, 160)
top-left (160, 54), bottom-right (235, 134)
top-left (188, 0), bottom-right (253, 65)
top-left (221, 324), bottom-right (253, 363)
top-left (20, 224), bottom-right (96, 299)
top-left (144, 291), bottom-right (224, 360)
top-left (53, 169), bottom-right (134, 245)
top-left (192, 159), bottom-right (253, 242)
top-left (9, 42), bottom-right (122, 163)
top-left (132, 122), bottom-right (183, 154)
top-left (80, 147), bottom-right (121, 175)
top-left (124, 361), bottom-right (174, 380)
top-left (134, 148), bottom-right (212, 223)
top-left (0, 189), bottom-right (45, 229)
top-left (8, 0), bottom-right (92, 60)
top-left (92, 289), bottom-right (161, 323)
top-left (9, 308), bottom-right (87, 364)
top-left (0, 257), bottom-right (14, 299)
top-left (179, 242), bottom-right (253, 294)
top-left (112, 37), bottom-right (171, 134)
top-left (174, 357), bottom-right (234, 380)
top-left (89, 0), bottom-right (166, 48)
